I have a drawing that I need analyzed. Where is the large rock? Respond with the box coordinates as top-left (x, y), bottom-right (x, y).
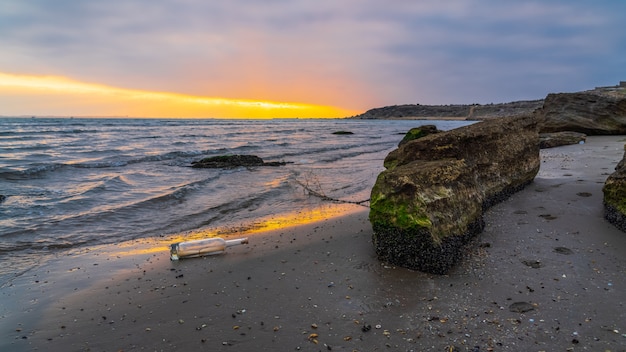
top-left (539, 131), bottom-right (586, 149)
top-left (538, 89), bottom-right (626, 134)
top-left (369, 115), bottom-right (540, 274)
top-left (603, 146), bottom-right (626, 231)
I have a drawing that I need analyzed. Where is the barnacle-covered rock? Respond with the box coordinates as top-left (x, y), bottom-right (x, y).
top-left (603, 145), bottom-right (626, 231)
top-left (369, 115), bottom-right (540, 274)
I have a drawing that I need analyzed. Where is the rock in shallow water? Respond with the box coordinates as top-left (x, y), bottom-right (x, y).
top-left (191, 154), bottom-right (288, 168)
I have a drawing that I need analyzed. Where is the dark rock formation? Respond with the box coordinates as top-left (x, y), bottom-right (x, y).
top-left (539, 131), bottom-right (586, 149)
top-left (603, 146), bottom-right (626, 231)
top-left (369, 115), bottom-right (540, 274)
top-left (191, 155), bottom-right (288, 168)
top-left (398, 125), bottom-right (440, 147)
top-left (537, 89), bottom-right (626, 134)
top-left (349, 100), bottom-right (543, 120)
top-left (468, 100), bottom-right (544, 120)
top-left (352, 104), bottom-right (469, 119)
top-left (332, 131), bottom-right (354, 135)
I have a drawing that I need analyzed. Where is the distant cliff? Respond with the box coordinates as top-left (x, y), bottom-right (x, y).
top-left (537, 87), bottom-right (626, 134)
top-left (349, 100), bottom-right (544, 120)
top-left (350, 84), bottom-right (626, 134)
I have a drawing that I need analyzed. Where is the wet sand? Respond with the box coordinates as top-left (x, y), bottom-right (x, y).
top-left (2, 136), bottom-right (626, 351)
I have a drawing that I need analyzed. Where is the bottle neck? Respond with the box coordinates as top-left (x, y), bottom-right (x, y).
top-left (225, 237), bottom-right (249, 247)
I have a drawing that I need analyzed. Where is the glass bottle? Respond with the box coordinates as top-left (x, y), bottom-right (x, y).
top-left (170, 237), bottom-right (249, 260)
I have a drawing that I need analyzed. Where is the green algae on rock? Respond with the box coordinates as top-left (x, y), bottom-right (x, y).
top-left (603, 145), bottom-right (626, 231)
top-left (397, 125), bottom-right (440, 147)
top-left (370, 115), bottom-right (540, 274)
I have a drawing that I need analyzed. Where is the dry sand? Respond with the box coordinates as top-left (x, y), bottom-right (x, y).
top-left (2, 136), bottom-right (626, 352)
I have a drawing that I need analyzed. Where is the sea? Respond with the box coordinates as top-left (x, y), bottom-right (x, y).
top-left (0, 117), bottom-right (472, 285)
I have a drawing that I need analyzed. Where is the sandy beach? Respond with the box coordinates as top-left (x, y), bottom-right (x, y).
top-left (2, 136), bottom-right (626, 351)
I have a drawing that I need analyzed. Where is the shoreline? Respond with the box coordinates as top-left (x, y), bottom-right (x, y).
top-left (3, 136), bottom-right (626, 351)
top-left (354, 116), bottom-right (469, 121)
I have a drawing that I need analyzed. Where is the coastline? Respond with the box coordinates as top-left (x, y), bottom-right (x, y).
top-left (2, 136), bottom-right (626, 351)
top-left (376, 116), bottom-right (469, 121)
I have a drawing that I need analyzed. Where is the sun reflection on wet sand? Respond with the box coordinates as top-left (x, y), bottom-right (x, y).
top-left (95, 203), bottom-right (364, 258)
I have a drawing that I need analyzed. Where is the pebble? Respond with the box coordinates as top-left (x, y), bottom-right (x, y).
top-left (521, 259), bottom-right (543, 268)
top-left (554, 247), bottom-right (573, 255)
top-left (508, 301), bottom-right (535, 313)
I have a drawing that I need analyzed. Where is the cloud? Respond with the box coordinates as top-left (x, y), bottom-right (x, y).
top-left (1, 0), bottom-right (625, 114)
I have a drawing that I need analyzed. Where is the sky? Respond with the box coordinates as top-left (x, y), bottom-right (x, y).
top-left (1, 1), bottom-right (625, 118)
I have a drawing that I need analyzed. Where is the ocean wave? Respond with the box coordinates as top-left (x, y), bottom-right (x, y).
top-left (0, 172), bottom-right (231, 253)
top-left (1, 149), bottom-right (236, 177)
top-left (72, 158), bottom-right (131, 168)
top-left (60, 129), bottom-right (100, 134)
top-left (1, 144), bottom-right (56, 152)
top-left (317, 143), bottom-right (396, 163)
top-left (179, 134), bottom-right (212, 138)
top-left (161, 179), bottom-right (293, 234)
top-left (1, 128), bottom-right (101, 136)
top-left (70, 150), bottom-right (208, 168)
top-left (132, 135), bottom-right (162, 139)
top-left (271, 139), bottom-right (391, 162)
top-left (0, 238), bottom-right (80, 254)
top-left (0, 162), bottom-right (67, 179)
top-left (59, 175), bottom-right (135, 200)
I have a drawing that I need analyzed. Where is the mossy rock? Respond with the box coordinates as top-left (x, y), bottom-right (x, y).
top-left (398, 125), bottom-right (440, 147)
top-left (369, 159), bottom-right (483, 243)
top-left (603, 148), bottom-right (626, 231)
top-left (369, 114), bottom-right (540, 274)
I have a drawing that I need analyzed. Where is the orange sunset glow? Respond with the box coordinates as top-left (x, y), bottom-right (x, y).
top-left (0, 72), bottom-right (358, 118)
